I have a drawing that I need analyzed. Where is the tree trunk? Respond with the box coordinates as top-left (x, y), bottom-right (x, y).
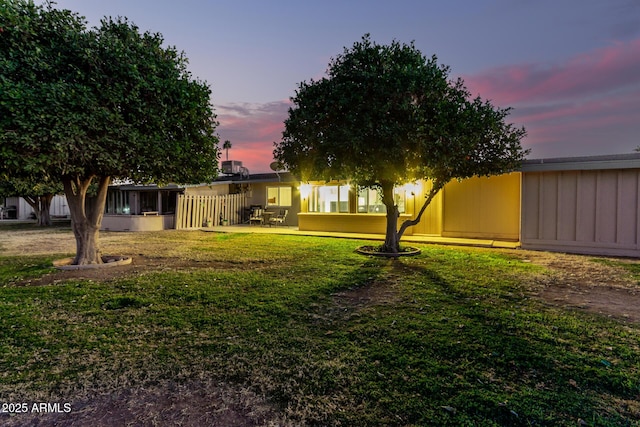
top-left (23, 194), bottom-right (54, 226)
top-left (380, 181), bottom-right (400, 253)
top-left (62, 175), bottom-right (111, 265)
top-left (38, 194), bottom-right (53, 226)
top-left (380, 180), bottom-right (447, 253)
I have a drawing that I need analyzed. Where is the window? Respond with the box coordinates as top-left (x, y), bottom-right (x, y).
top-left (357, 187), bottom-right (406, 214)
top-left (394, 187), bottom-right (407, 214)
top-left (308, 185), bottom-right (350, 213)
top-left (266, 186), bottom-right (292, 207)
top-left (139, 191), bottom-right (158, 212)
top-left (358, 188), bottom-right (385, 213)
top-left (160, 191), bottom-right (178, 214)
top-left (105, 190), bottom-right (131, 214)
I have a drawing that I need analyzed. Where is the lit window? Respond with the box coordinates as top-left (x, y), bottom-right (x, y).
top-left (358, 188), bottom-right (385, 213)
top-left (394, 187), bottom-right (407, 214)
top-left (266, 186), bottom-right (292, 206)
top-left (357, 187), bottom-right (406, 214)
top-left (308, 185), bottom-right (350, 213)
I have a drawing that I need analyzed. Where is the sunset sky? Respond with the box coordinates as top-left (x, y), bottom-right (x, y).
top-left (40, 0), bottom-right (640, 173)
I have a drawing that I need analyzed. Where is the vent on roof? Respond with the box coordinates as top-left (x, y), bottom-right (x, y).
top-left (221, 160), bottom-right (249, 178)
top-left (222, 160), bottom-right (243, 174)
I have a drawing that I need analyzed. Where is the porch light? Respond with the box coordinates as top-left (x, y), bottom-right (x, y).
top-left (402, 181), bottom-right (423, 195)
top-left (298, 183), bottom-right (312, 199)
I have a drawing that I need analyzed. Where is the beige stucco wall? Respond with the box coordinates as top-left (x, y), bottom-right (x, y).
top-left (521, 169), bottom-right (640, 256)
top-left (298, 213), bottom-right (414, 235)
top-left (101, 214), bottom-right (174, 232)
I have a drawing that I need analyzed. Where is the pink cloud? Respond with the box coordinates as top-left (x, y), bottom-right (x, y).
top-left (214, 38), bottom-right (640, 171)
top-left (462, 38), bottom-right (640, 157)
top-left (216, 100), bottom-right (290, 173)
top-left (464, 39), bottom-right (640, 106)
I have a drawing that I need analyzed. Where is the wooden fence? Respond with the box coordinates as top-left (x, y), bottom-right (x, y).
top-left (175, 193), bottom-right (247, 229)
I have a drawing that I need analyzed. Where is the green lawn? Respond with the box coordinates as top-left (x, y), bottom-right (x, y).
top-left (0, 229), bottom-right (639, 425)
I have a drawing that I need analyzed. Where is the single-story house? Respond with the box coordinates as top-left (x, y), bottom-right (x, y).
top-left (296, 153), bottom-right (640, 257)
top-left (101, 171), bottom-right (301, 231)
top-left (98, 153), bottom-right (640, 257)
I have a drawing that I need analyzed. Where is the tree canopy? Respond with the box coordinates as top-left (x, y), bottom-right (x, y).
top-left (274, 35), bottom-right (528, 253)
top-left (0, 0), bottom-right (219, 263)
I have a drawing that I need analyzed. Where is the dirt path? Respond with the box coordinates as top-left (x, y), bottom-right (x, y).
top-left (520, 250), bottom-right (640, 323)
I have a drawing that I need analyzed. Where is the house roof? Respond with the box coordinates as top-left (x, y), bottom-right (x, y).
top-left (214, 171), bottom-right (297, 184)
top-left (521, 153), bottom-right (640, 172)
top-left (109, 183), bottom-right (184, 192)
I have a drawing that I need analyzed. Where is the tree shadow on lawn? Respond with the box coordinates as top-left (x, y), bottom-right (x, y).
top-left (336, 258), bottom-right (638, 425)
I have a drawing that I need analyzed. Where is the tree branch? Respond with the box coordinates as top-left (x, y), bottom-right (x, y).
top-left (397, 180), bottom-right (445, 240)
top-left (22, 196), bottom-right (38, 212)
top-left (89, 176), bottom-right (111, 226)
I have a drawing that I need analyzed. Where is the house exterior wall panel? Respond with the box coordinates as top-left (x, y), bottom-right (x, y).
top-left (412, 181), bottom-right (443, 235)
top-left (521, 168), bottom-right (640, 256)
top-left (298, 213), bottom-right (413, 235)
top-left (557, 172), bottom-right (577, 242)
top-left (521, 173), bottom-right (539, 240)
top-left (540, 173), bottom-right (558, 241)
top-left (576, 171), bottom-right (597, 242)
top-left (440, 173), bottom-right (520, 241)
top-left (617, 170), bottom-right (638, 245)
top-left (595, 171), bottom-right (618, 243)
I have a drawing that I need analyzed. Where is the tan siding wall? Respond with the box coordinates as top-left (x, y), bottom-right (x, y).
top-left (412, 181), bottom-right (443, 235)
top-left (557, 173), bottom-right (577, 241)
top-left (521, 170), bottom-right (640, 256)
top-left (440, 173), bottom-right (521, 240)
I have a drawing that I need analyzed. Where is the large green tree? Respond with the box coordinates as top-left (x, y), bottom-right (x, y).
top-left (274, 35), bottom-right (528, 253)
top-left (0, 0), bottom-right (219, 264)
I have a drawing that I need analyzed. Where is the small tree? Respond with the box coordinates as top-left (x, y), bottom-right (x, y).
top-left (0, 1), bottom-right (219, 264)
top-left (0, 176), bottom-right (62, 226)
top-left (274, 35), bottom-right (528, 253)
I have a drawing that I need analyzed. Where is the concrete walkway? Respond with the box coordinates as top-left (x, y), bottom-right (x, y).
top-left (201, 224), bottom-right (521, 249)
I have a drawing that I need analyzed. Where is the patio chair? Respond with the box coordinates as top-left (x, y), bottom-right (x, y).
top-left (269, 209), bottom-right (288, 227)
top-left (249, 207), bottom-right (264, 226)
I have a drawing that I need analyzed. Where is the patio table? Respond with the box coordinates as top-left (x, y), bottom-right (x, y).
top-left (262, 211), bottom-right (274, 226)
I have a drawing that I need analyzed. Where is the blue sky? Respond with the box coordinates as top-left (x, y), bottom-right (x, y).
top-left (40, 0), bottom-right (640, 172)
